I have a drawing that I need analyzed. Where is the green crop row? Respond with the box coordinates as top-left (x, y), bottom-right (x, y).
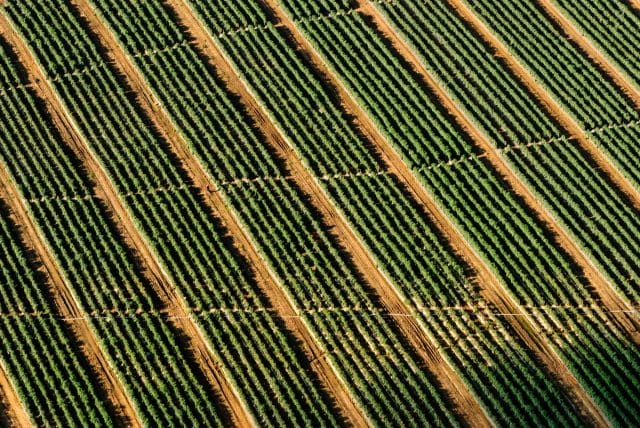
top-left (372, 0), bottom-right (640, 305)
top-left (550, 0), bottom-right (640, 92)
top-left (0, 25), bottom-right (230, 426)
top-left (459, 0), bottom-right (640, 193)
top-left (0, 200), bottom-right (112, 426)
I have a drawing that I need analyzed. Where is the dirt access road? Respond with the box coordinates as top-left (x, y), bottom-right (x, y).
top-left (171, 0), bottom-right (497, 424)
top-left (2, 8), bottom-right (243, 427)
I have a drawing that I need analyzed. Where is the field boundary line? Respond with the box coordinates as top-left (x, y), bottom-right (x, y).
top-left (4, 302), bottom-right (628, 321)
top-left (445, 0), bottom-right (640, 322)
top-left (370, 0), bottom-right (640, 325)
top-left (448, 0), bottom-right (640, 215)
top-left (200, 0), bottom-right (579, 423)
top-left (366, 1), bottom-right (640, 422)
top-left (212, 22), bottom-right (284, 38)
top-left (1, 8), bottom-right (248, 427)
top-left (587, 119), bottom-right (640, 134)
top-left (5, 305), bottom-right (628, 321)
top-left (164, 3), bottom-right (490, 422)
top-left (272, 0), bottom-right (612, 424)
top-left (37, 0), bottom-right (258, 424)
top-left (0, 82), bottom-right (34, 95)
top-left (75, 0), bottom-right (369, 425)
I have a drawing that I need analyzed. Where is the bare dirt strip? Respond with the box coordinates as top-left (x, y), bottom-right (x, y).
top-left (257, 0), bottom-right (614, 425)
top-left (444, 0), bottom-right (640, 328)
top-left (0, 182), bottom-right (136, 427)
top-left (70, 0), bottom-right (372, 425)
top-left (82, 0), bottom-right (485, 422)
top-left (375, 0), bottom-right (640, 330)
top-left (540, 0), bottom-right (640, 105)
top-left (630, 0), bottom-right (640, 11)
top-left (0, 358), bottom-right (29, 427)
top-left (535, 0), bottom-right (640, 201)
top-left (158, 2), bottom-right (372, 425)
top-left (369, 0), bottom-right (640, 420)
top-left (0, 11), bottom-right (248, 428)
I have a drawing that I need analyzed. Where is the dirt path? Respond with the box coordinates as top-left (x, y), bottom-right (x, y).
top-left (0, 361), bottom-right (29, 428)
top-left (180, 0), bottom-right (596, 423)
top-left (541, 0), bottom-right (640, 106)
top-left (630, 0), bottom-right (640, 11)
top-left (169, 0), bottom-right (494, 424)
top-left (372, 0), bottom-right (640, 330)
top-left (258, 0), bottom-right (611, 425)
top-left (82, 0), bottom-right (467, 422)
top-left (444, 0), bottom-right (640, 328)
top-left (535, 0), bottom-right (640, 202)
top-left (1, 10), bottom-right (249, 428)
top-left (0, 123), bottom-right (139, 428)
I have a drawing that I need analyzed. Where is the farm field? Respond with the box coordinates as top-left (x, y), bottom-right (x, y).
top-left (0, 0), bottom-right (638, 427)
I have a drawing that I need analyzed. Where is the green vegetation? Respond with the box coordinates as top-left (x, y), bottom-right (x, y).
top-left (550, 0), bottom-right (640, 91)
top-left (461, 0), bottom-right (640, 197)
top-left (0, 0), bottom-right (638, 425)
top-left (85, 0), bottom-right (465, 424)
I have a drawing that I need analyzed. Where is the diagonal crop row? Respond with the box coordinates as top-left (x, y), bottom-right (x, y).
top-left (0, 29), bottom-right (235, 426)
top-left (181, 0), bottom-right (599, 425)
top-left (458, 0), bottom-right (638, 129)
top-left (82, 0), bottom-right (470, 425)
top-left (0, 122), bottom-right (115, 426)
top-left (547, 0), bottom-right (640, 93)
top-left (2, 0), bottom-right (357, 425)
top-left (285, 0), bottom-right (640, 424)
